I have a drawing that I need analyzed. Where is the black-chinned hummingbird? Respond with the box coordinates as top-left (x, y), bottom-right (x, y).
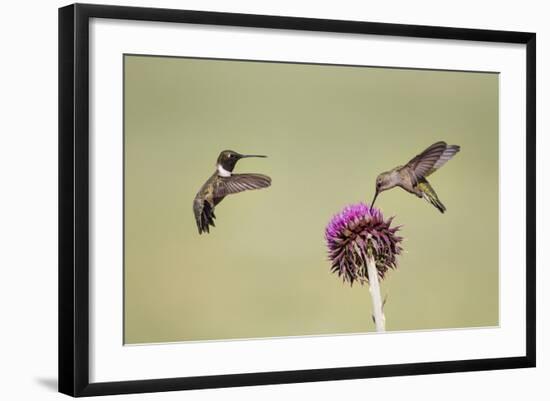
top-left (193, 150), bottom-right (271, 234)
top-left (371, 141), bottom-right (460, 213)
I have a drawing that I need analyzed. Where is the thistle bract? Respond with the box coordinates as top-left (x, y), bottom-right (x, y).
top-left (325, 203), bottom-right (403, 285)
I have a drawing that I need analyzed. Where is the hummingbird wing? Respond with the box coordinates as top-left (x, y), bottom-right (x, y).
top-left (214, 173), bottom-right (272, 198)
top-left (406, 141), bottom-right (460, 183)
top-left (193, 173), bottom-right (271, 235)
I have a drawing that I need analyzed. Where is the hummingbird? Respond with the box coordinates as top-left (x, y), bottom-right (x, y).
top-left (371, 141), bottom-right (460, 213)
top-left (193, 150), bottom-right (272, 234)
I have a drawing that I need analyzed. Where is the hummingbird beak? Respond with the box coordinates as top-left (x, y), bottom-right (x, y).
top-left (240, 154), bottom-right (267, 159)
top-left (371, 189), bottom-right (379, 207)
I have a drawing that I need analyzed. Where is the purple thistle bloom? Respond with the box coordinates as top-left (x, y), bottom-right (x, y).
top-left (325, 203), bottom-right (403, 286)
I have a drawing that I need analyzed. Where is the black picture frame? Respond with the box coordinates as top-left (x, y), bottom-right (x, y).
top-left (59, 3), bottom-right (536, 397)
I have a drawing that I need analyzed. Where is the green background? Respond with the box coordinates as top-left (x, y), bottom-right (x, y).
top-left (124, 55), bottom-right (499, 344)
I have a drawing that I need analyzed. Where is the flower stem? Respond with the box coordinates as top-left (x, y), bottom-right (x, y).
top-left (365, 252), bottom-right (386, 332)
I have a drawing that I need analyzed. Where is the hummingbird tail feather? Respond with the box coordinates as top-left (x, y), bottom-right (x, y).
top-left (201, 202), bottom-right (216, 233)
top-left (424, 193), bottom-right (446, 213)
top-left (193, 199), bottom-right (216, 234)
top-left (418, 180), bottom-right (446, 213)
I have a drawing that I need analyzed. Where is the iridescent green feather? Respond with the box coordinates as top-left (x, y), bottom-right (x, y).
top-left (417, 179), bottom-right (446, 213)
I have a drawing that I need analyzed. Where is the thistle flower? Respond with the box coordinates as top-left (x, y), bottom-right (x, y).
top-left (325, 203), bottom-right (403, 286)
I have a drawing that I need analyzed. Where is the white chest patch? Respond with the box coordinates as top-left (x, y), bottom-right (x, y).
top-left (217, 164), bottom-right (232, 177)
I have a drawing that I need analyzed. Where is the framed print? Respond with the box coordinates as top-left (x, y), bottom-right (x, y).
top-left (58, 3), bottom-right (536, 397)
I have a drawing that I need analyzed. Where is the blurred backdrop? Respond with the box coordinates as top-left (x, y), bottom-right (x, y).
top-left (124, 55), bottom-right (498, 344)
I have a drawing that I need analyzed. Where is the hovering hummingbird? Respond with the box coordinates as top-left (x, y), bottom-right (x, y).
top-left (371, 141), bottom-right (460, 213)
top-left (193, 150), bottom-right (271, 234)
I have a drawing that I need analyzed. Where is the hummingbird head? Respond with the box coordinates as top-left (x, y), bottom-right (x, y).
top-left (216, 150), bottom-right (267, 176)
top-left (371, 172), bottom-right (392, 206)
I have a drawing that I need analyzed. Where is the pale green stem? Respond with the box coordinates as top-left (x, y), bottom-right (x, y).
top-left (365, 252), bottom-right (386, 332)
